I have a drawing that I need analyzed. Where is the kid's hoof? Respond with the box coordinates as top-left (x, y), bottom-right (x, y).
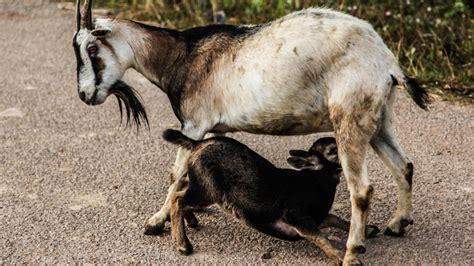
top-left (334, 251), bottom-right (344, 266)
top-left (185, 212), bottom-right (199, 228)
top-left (366, 225), bottom-right (380, 238)
top-left (177, 242), bottom-right (193, 256)
top-left (144, 223), bottom-right (165, 235)
top-left (187, 219), bottom-right (199, 228)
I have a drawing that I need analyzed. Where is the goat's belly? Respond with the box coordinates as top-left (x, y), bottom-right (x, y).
top-left (214, 109), bottom-right (333, 136)
top-left (242, 113), bottom-right (333, 135)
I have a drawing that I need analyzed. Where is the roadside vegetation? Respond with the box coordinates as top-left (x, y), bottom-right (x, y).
top-left (85, 0), bottom-right (473, 103)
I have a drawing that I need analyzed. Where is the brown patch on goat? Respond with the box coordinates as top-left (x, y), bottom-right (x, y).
top-left (346, 41), bottom-right (354, 49)
top-left (329, 95), bottom-right (381, 176)
top-left (100, 39), bottom-right (117, 59)
top-left (330, 104), bottom-right (364, 175)
top-left (405, 162), bottom-right (413, 190)
top-left (169, 172), bottom-right (176, 183)
top-left (128, 21), bottom-right (184, 92)
top-left (350, 245), bottom-right (367, 254)
top-left (181, 35), bottom-right (240, 116)
top-left (354, 185), bottom-right (374, 212)
top-left (276, 42), bottom-right (283, 53)
top-left (352, 27), bottom-right (363, 36)
top-left (293, 47), bottom-right (298, 56)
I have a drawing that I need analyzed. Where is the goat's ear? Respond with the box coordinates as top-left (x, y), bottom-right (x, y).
top-left (287, 156), bottom-right (317, 170)
top-left (91, 28), bottom-right (111, 38)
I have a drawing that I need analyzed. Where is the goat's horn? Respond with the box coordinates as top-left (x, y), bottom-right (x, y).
top-left (75, 0), bottom-right (81, 32)
top-left (81, 0), bottom-right (93, 30)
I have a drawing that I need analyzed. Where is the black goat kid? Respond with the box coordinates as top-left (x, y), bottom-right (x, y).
top-left (162, 129), bottom-right (379, 264)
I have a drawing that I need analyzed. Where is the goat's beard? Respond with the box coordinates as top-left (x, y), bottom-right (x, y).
top-left (109, 80), bottom-right (149, 130)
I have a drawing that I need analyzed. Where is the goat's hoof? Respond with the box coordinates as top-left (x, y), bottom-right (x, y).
top-left (384, 227), bottom-right (405, 237)
top-left (351, 245), bottom-right (366, 254)
top-left (384, 216), bottom-right (413, 237)
top-left (384, 217), bottom-right (413, 237)
top-left (144, 223), bottom-right (165, 235)
top-left (400, 218), bottom-right (414, 227)
top-left (384, 218), bottom-right (413, 237)
top-left (366, 225), bottom-right (380, 238)
top-left (177, 242), bottom-right (193, 256)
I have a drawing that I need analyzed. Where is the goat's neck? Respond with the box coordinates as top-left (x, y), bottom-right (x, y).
top-left (124, 21), bottom-right (185, 93)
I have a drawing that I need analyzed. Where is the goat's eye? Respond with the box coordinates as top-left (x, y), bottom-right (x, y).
top-left (87, 46), bottom-right (98, 55)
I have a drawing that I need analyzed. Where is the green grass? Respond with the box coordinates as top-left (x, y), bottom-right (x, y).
top-left (87, 0), bottom-right (473, 103)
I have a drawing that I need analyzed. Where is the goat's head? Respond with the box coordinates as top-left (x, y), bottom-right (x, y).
top-left (73, 0), bottom-right (148, 128)
top-left (287, 137), bottom-right (341, 177)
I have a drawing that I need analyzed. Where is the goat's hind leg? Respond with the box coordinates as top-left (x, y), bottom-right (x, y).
top-left (370, 112), bottom-right (414, 236)
top-left (330, 101), bottom-right (381, 265)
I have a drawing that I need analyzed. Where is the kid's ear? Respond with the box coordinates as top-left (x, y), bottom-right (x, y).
top-left (310, 137), bottom-right (339, 163)
top-left (289, 149), bottom-right (309, 157)
top-left (91, 27), bottom-right (111, 38)
top-left (287, 156), bottom-right (316, 170)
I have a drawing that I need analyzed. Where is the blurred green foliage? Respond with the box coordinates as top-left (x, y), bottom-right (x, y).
top-left (89, 0), bottom-right (472, 101)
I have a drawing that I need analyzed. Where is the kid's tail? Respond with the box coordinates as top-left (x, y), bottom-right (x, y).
top-left (162, 129), bottom-right (196, 150)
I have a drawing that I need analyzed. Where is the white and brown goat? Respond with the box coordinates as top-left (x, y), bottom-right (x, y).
top-left (163, 129), bottom-right (380, 264)
top-left (72, 0), bottom-right (428, 264)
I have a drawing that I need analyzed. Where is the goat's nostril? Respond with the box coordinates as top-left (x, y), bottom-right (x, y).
top-left (79, 91), bottom-right (86, 102)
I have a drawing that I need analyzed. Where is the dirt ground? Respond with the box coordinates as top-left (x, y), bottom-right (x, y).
top-left (0, 1), bottom-right (472, 264)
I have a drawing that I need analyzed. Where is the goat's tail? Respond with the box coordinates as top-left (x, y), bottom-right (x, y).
top-left (162, 129), bottom-right (196, 150)
top-left (390, 74), bottom-right (430, 110)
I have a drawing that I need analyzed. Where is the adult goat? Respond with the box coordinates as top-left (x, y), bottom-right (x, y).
top-left (72, 0), bottom-right (429, 264)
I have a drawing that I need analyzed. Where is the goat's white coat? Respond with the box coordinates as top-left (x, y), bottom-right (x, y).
top-left (177, 9), bottom-right (403, 136)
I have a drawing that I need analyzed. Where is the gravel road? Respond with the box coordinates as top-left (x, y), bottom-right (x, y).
top-left (1, 1), bottom-right (472, 264)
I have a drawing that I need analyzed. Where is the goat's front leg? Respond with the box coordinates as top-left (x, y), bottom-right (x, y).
top-left (320, 214), bottom-right (380, 238)
top-left (144, 125), bottom-right (206, 235)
